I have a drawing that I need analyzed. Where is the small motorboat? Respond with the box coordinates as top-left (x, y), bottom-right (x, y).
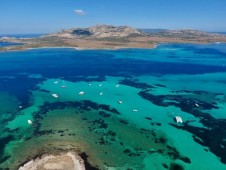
top-left (118, 100), bottom-right (123, 104)
top-left (175, 116), bottom-right (183, 123)
top-left (28, 120), bottom-right (32, 125)
top-left (52, 94), bottom-right (59, 98)
top-left (79, 91), bottom-right (85, 95)
top-left (195, 103), bottom-right (199, 107)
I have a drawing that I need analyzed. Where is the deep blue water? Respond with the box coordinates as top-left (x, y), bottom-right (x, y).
top-left (0, 42), bottom-right (23, 47)
top-left (0, 34), bottom-right (44, 38)
top-left (213, 32), bottom-right (226, 35)
top-left (0, 44), bottom-right (225, 108)
top-left (0, 45), bottom-right (226, 78)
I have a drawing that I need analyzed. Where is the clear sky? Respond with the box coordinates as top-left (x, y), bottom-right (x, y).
top-left (1, 0), bottom-right (226, 34)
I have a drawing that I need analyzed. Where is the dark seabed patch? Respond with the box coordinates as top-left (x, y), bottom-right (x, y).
top-left (16, 99), bottom-right (191, 169)
top-left (32, 100), bottom-right (120, 136)
top-left (79, 152), bottom-right (100, 170)
top-left (169, 163), bottom-right (184, 170)
top-left (139, 90), bottom-right (226, 164)
top-left (119, 78), bottom-right (154, 89)
top-left (0, 135), bottom-right (14, 163)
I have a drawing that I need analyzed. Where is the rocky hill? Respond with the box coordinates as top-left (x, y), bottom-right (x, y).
top-left (45, 25), bottom-right (144, 39)
top-left (44, 25), bottom-right (225, 40)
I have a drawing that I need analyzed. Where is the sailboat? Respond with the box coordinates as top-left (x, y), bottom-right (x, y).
top-left (61, 80), bottom-right (67, 88)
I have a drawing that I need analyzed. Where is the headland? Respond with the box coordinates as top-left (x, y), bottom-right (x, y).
top-left (1, 25), bottom-right (226, 51)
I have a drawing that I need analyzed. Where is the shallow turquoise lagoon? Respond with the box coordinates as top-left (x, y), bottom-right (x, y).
top-left (0, 43), bottom-right (226, 169)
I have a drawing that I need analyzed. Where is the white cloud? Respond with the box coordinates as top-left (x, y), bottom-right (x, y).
top-left (74, 9), bottom-right (86, 16)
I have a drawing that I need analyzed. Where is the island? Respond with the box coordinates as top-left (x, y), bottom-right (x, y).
top-left (1, 25), bottom-right (226, 51)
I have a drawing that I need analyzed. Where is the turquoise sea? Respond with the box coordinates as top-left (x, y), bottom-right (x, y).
top-left (0, 43), bottom-right (226, 169)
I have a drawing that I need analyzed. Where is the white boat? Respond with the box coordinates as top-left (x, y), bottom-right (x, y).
top-left (88, 83), bottom-right (92, 86)
top-left (132, 109), bottom-right (138, 112)
top-left (28, 120), bottom-right (32, 125)
top-left (118, 100), bottom-right (123, 104)
top-left (60, 80), bottom-right (67, 88)
top-left (52, 93), bottom-right (59, 98)
top-left (175, 116), bottom-right (183, 123)
top-left (99, 92), bottom-right (104, 96)
top-left (116, 84), bottom-right (120, 87)
top-left (19, 105), bottom-right (23, 109)
top-left (195, 103), bottom-right (199, 107)
top-left (99, 84), bottom-right (102, 87)
top-left (79, 91), bottom-right (85, 95)
top-left (54, 81), bottom-right (58, 84)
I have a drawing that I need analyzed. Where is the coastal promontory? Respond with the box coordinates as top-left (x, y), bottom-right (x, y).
top-left (1, 25), bottom-right (226, 51)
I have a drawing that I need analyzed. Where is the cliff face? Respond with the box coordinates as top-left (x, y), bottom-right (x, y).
top-left (45, 25), bottom-right (144, 39)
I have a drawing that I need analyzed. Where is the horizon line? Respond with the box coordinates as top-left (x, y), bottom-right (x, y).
top-left (1, 25), bottom-right (226, 35)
